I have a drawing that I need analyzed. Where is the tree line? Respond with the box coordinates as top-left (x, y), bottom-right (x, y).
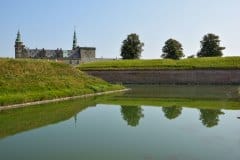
top-left (121, 33), bottom-right (225, 60)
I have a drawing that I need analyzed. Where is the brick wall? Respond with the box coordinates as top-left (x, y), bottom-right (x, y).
top-left (80, 47), bottom-right (96, 62)
top-left (85, 70), bottom-right (240, 84)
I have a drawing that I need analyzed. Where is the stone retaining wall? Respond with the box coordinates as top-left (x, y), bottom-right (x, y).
top-left (85, 70), bottom-right (240, 84)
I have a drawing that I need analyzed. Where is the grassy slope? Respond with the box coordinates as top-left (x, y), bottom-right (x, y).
top-left (0, 59), bottom-right (123, 106)
top-left (78, 57), bottom-right (240, 70)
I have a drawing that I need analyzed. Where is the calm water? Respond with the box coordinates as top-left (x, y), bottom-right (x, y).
top-left (0, 85), bottom-right (240, 160)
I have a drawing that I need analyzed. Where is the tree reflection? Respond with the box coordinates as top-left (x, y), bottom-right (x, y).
top-left (199, 109), bottom-right (224, 128)
top-left (121, 105), bottom-right (144, 127)
top-left (162, 106), bottom-right (182, 120)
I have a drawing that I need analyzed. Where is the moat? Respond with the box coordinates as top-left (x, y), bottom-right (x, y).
top-left (0, 85), bottom-right (240, 160)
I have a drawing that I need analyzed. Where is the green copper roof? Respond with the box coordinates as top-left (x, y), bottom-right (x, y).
top-left (72, 30), bottom-right (77, 49)
top-left (16, 30), bottom-right (22, 42)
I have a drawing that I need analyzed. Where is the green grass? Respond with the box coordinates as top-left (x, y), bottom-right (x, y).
top-left (0, 58), bottom-right (124, 106)
top-left (78, 57), bottom-right (240, 70)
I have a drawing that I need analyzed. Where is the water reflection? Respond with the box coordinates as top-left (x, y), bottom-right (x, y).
top-left (0, 98), bottom-right (95, 139)
top-left (162, 106), bottom-right (182, 120)
top-left (125, 84), bottom-right (240, 99)
top-left (199, 109), bottom-right (225, 128)
top-left (1, 85), bottom-right (240, 139)
top-left (120, 105), bottom-right (144, 127)
top-left (1, 85), bottom-right (240, 160)
top-left (74, 114), bottom-right (77, 128)
top-left (119, 106), bottom-right (225, 128)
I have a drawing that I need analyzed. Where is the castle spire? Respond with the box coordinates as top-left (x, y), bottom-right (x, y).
top-left (15, 30), bottom-right (24, 58)
top-left (72, 29), bottom-right (77, 50)
top-left (16, 30), bottom-right (22, 43)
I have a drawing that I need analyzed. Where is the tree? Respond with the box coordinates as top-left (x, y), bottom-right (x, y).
top-left (121, 105), bottom-right (144, 127)
top-left (121, 33), bottom-right (144, 59)
top-left (197, 33), bottom-right (225, 57)
top-left (161, 39), bottom-right (184, 60)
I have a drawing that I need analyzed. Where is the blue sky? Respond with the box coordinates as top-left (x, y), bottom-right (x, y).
top-left (0, 0), bottom-right (239, 58)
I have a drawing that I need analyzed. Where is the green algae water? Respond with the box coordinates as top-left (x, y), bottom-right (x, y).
top-left (0, 85), bottom-right (240, 160)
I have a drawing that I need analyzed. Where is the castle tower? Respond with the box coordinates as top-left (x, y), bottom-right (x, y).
top-left (72, 30), bottom-right (77, 50)
top-left (15, 30), bottom-right (24, 58)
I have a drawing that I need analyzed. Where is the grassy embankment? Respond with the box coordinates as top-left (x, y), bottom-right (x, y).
top-left (0, 59), bottom-right (124, 106)
top-left (78, 57), bottom-right (240, 70)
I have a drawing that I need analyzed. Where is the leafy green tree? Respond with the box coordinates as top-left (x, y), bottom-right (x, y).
top-left (162, 106), bottom-right (182, 120)
top-left (161, 39), bottom-right (184, 60)
top-left (197, 33), bottom-right (225, 57)
top-left (121, 33), bottom-right (144, 59)
top-left (121, 105), bottom-right (144, 127)
top-left (199, 109), bottom-right (224, 128)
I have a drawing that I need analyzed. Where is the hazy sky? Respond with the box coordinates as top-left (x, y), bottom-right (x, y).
top-left (0, 0), bottom-right (239, 58)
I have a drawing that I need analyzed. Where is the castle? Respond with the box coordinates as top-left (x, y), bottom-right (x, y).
top-left (15, 30), bottom-right (96, 64)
